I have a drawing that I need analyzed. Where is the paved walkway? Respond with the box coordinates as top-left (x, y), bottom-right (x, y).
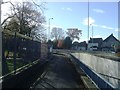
top-left (33, 54), bottom-right (85, 89)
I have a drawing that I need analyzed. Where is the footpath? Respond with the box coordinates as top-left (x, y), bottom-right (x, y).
top-left (32, 54), bottom-right (85, 89)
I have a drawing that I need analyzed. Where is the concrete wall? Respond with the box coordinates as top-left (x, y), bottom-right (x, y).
top-left (71, 53), bottom-right (120, 88)
top-left (41, 43), bottom-right (48, 59)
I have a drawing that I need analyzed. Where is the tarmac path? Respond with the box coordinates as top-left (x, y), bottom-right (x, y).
top-left (32, 54), bottom-right (85, 89)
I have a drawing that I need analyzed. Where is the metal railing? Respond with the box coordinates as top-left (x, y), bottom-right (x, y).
top-left (70, 54), bottom-right (115, 90)
top-left (99, 73), bottom-right (120, 81)
top-left (2, 30), bottom-right (41, 76)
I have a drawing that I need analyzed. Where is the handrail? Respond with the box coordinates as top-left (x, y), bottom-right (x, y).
top-left (2, 30), bottom-right (40, 42)
top-left (3, 30), bottom-right (32, 40)
top-left (1, 59), bottom-right (40, 80)
top-left (70, 54), bottom-right (115, 89)
top-left (99, 73), bottom-right (120, 81)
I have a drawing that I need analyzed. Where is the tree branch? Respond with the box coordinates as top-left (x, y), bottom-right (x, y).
top-left (31, 0), bottom-right (45, 13)
top-left (1, 16), bottom-right (14, 26)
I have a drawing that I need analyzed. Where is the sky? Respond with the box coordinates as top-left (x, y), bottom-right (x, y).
top-left (1, 0), bottom-right (120, 42)
top-left (44, 2), bottom-right (119, 42)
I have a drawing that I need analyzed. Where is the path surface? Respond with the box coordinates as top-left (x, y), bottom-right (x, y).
top-left (33, 54), bottom-right (85, 89)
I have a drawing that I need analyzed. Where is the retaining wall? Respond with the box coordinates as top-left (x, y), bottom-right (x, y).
top-left (71, 53), bottom-right (120, 88)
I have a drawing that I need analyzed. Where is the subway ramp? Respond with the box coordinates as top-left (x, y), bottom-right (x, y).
top-left (30, 53), bottom-right (98, 90)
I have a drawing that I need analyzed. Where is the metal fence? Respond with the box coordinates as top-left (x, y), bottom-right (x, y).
top-left (2, 30), bottom-right (41, 76)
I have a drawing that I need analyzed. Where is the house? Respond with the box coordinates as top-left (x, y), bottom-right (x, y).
top-left (72, 41), bottom-right (79, 50)
top-left (72, 41), bottom-right (87, 51)
top-left (88, 38), bottom-right (103, 51)
top-left (57, 40), bottom-right (64, 49)
top-left (102, 34), bottom-right (119, 51)
top-left (78, 41), bottom-right (87, 50)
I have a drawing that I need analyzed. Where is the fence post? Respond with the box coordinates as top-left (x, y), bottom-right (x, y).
top-left (13, 32), bottom-right (17, 74)
top-left (2, 32), bottom-right (9, 75)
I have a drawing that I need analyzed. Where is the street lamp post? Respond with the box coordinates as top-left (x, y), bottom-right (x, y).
top-left (48, 18), bottom-right (53, 41)
top-left (87, 0), bottom-right (90, 51)
top-left (92, 25), bottom-right (93, 51)
top-left (90, 24), bottom-right (94, 50)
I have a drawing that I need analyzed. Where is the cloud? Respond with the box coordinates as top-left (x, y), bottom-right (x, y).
top-left (82, 17), bottom-right (95, 26)
top-left (115, 28), bottom-right (120, 32)
top-left (82, 17), bottom-right (116, 31)
top-left (62, 7), bottom-right (72, 11)
top-left (66, 8), bottom-right (72, 11)
top-left (95, 24), bottom-right (115, 30)
top-left (42, 24), bottom-right (62, 29)
top-left (92, 9), bottom-right (105, 14)
top-left (101, 25), bottom-right (114, 30)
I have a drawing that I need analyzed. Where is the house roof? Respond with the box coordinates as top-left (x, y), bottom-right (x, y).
top-left (79, 41), bottom-right (87, 46)
top-left (88, 38), bottom-right (103, 43)
top-left (72, 41), bottom-right (87, 47)
top-left (72, 41), bottom-right (79, 46)
top-left (103, 34), bottom-right (119, 42)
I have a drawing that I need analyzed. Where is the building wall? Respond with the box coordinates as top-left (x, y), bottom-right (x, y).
top-left (88, 43), bottom-right (98, 50)
top-left (102, 37), bottom-right (118, 48)
top-left (102, 37), bottom-right (119, 51)
top-left (78, 47), bottom-right (86, 50)
top-left (41, 43), bottom-right (48, 59)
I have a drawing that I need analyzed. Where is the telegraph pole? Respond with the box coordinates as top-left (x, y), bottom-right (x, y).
top-left (48, 18), bottom-right (53, 41)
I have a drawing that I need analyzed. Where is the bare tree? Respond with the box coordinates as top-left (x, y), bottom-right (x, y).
top-left (2, 1), bottom-right (46, 38)
top-left (51, 27), bottom-right (65, 40)
top-left (66, 28), bottom-right (82, 41)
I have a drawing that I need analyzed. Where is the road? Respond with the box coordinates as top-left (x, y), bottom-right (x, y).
top-left (31, 54), bottom-right (85, 89)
